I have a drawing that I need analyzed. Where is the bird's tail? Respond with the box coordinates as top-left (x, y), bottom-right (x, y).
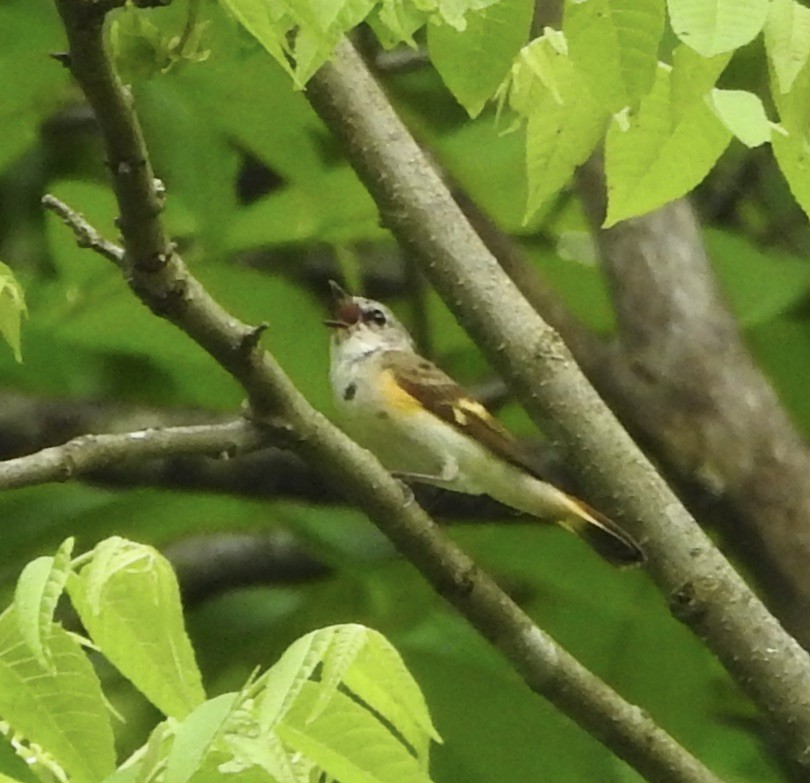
top-left (555, 492), bottom-right (645, 567)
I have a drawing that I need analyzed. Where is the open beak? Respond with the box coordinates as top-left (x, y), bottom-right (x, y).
top-left (324, 280), bottom-right (361, 329)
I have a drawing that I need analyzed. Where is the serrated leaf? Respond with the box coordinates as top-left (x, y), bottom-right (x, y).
top-left (341, 629), bottom-right (441, 767)
top-left (667, 0), bottom-right (770, 57)
top-left (504, 32), bottom-right (606, 220)
top-left (257, 626), bottom-right (336, 730)
top-left (604, 61), bottom-right (731, 226)
top-left (217, 0), bottom-right (295, 80)
top-left (0, 607), bottom-right (115, 783)
top-left (221, 732), bottom-right (307, 783)
top-left (564, 0), bottom-right (665, 113)
top-left (292, 0), bottom-right (376, 84)
top-left (765, 0), bottom-right (810, 94)
top-left (164, 693), bottom-right (240, 783)
top-left (14, 538), bottom-right (75, 670)
top-left (709, 89), bottom-right (771, 147)
top-left (428, 0), bottom-right (533, 117)
top-left (308, 624), bottom-right (369, 723)
top-left (278, 682), bottom-right (434, 783)
top-left (67, 537), bottom-right (205, 718)
top-left (497, 31), bottom-right (569, 117)
top-left (771, 44), bottom-right (810, 134)
top-left (772, 127), bottom-right (810, 221)
top-left (370, 0), bottom-right (427, 47)
top-left (0, 262), bottom-right (26, 363)
top-left (670, 43), bottom-right (731, 109)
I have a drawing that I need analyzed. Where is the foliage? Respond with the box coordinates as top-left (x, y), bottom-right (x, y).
top-left (0, 0), bottom-right (808, 780)
top-left (0, 537), bottom-right (440, 783)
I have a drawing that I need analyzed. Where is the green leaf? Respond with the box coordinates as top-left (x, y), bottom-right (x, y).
top-left (670, 42), bottom-right (732, 108)
top-left (13, 537), bottom-right (74, 670)
top-left (428, 0), bottom-right (533, 117)
top-left (0, 262), bottom-right (27, 363)
top-left (257, 626), bottom-right (336, 729)
top-left (667, 0), bottom-right (770, 56)
top-left (67, 537), bottom-right (205, 718)
top-left (500, 33), bottom-right (607, 221)
top-left (765, 0), bottom-right (810, 94)
top-left (709, 89), bottom-right (771, 147)
top-left (340, 628), bottom-right (442, 766)
top-left (706, 228), bottom-right (810, 327)
top-left (164, 693), bottom-right (241, 783)
top-left (604, 60), bottom-right (731, 226)
top-left (0, 606), bottom-right (115, 783)
top-left (278, 682), bottom-right (434, 783)
top-left (564, 0), bottom-right (665, 113)
top-left (217, 0), bottom-right (295, 80)
top-left (291, 0), bottom-right (376, 84)
top-left (221, 732), bottom-right (309, 783)
top-left (772, 126), bottom-right (810, 221)
top-left (369, 0), bottom-right (426, 47)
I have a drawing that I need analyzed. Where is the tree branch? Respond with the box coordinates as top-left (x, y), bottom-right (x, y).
top-left (0, 418), bottom-right (263, 490)
top-left (577, 162), bottom-right (810, 646)
top-left (42, 3), bottom-right (726, 780)
top-left (166, 532), bottom-right (332, 606)
top-left (304, 37), bottom-right (810, 763)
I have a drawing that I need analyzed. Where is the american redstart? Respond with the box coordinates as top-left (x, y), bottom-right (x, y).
top-left (325, 281), bottom-right (643, 567)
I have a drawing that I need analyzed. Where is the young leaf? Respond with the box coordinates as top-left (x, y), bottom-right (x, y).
top-left (13, 537), bottom-right (75, 670)
top-left (772, 128), bottom-right (810, 221)
top-left (291, 0), bottom-right (376, 84)
top-left (708, 89), bottom-right (771, 147)
top-left (503, 33), bottom-right (607, 221)
top-left (604, 62), bottom-right (731, 226)
top-left (564, 0), bottom-right (665, 113)
top-left (163, 693), bottom-right (240, 783)
top-left (765, 0), bottom-right (810, 94)
top-left (67, 537), bottom-right (205, 718)
top-left (256, 626), bottom-right (336, 730)
top-left (221, 732), bottom-right (308, 783)
top-left (0, 262), bottom-right (26, 363)
top-left (667, 0), bottom-right (770, 57)
top-left (340, 628), bottom-right (442, 767)
top-left (217, 0), bottom-right (295, 80)
top-left (277, 681), bottom-right (435, 783)
top-left (428, 0), bottom-right (533, 117)
top-left (0, 607), bottom-right (115, 783)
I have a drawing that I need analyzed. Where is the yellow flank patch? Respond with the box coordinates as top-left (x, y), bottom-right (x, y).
top-left (380, 369), bottom-right (423, 414)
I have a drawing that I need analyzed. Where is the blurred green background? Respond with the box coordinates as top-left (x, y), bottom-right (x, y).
top-left (1, 0), bottom-right (809, 780)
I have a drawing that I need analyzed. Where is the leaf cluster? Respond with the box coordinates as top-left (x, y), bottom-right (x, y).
top-left (1, 537), bottom-right (440, 783)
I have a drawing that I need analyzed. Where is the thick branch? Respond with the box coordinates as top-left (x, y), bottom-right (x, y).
top-left (305, 38), bottom-right (810, 762)
top-left (577, 164), bottom-right (810, 644)
top-left (166, 532), bottom-right (332, 606)
top-left (44, 5), bottom-right (724, 780)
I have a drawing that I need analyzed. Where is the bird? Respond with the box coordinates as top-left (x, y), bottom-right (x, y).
top-left (324, 280), bottom-right (644, 567)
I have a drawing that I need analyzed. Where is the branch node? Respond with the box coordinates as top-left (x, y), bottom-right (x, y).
top-left (240, 322), bottom-right (269, 354)
top-left (48, 51), bottom-right (71, 68)
top-left (41, 193), bottom-right (125, 267)
top-left (669, 580), bottom-right (709, 623)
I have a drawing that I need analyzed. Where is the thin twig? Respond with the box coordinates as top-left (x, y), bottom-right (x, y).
top-left (0, 420), bottom-right (264, 490)
top-left (42, 194), bottom-right (124, 267)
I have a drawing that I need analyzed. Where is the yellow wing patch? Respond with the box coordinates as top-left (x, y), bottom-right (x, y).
top-left (379, 369), bottom-right (424, 414)
top-left (451, 398), bottom-right (490, 425)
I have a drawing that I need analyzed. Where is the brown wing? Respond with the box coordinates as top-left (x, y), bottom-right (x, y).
top-left (385, 350), bottom-right (544, 478)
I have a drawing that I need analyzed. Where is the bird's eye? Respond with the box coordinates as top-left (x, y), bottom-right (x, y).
top-left (365, 308), bottom-right (387, 326)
